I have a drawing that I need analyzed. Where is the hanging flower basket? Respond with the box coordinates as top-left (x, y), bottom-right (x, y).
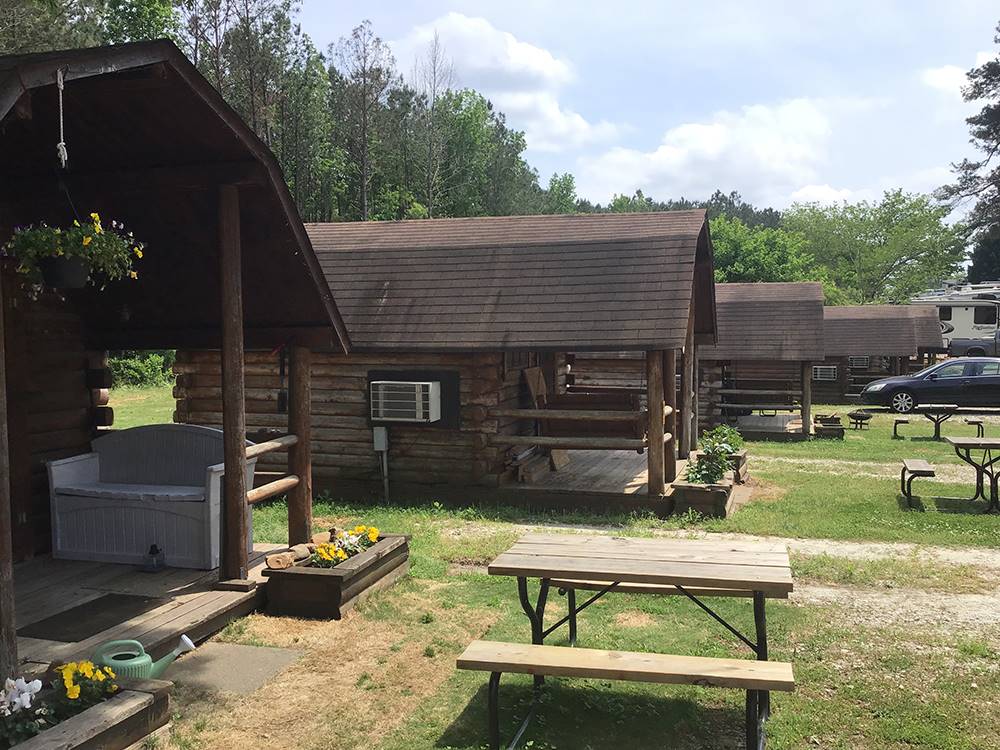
top-left (38, 256), bottom-right (89, 289)
top-left (2, 213), bottom-right (144, 290)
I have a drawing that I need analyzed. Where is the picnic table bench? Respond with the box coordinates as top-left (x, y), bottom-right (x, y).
top-left (965, 417), bottom-right (985, 438)
top-left (461, 533), bottom-right (795, 749)
top-left (893, 418), bottom-right (909, 438)
top-left (945, 437), bottom-right (1000, 513)
top-left (900, 458), bottom-right (935, 504)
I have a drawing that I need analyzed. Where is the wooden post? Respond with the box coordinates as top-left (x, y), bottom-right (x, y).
top-left (287, 345), bottom-right (312, 546)
top-left (679, 310), bottom-right (695, 458)
top-left (219, 185), bottom-right (249, 582)
top-left (663, 349), bottom-right (678, 483)
top-left (646, 350), bottom-right (665, 496)
top-left (691, 344), bottom-right (700, 453)
top-left (800, 361), bottom-right (812, 437)
top-left (0, 275), bottom-right (16, 678)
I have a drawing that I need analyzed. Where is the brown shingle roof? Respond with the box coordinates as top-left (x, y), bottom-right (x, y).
top-left (906, 305), bottom-right (946, 351)
top-left (699, 282), bottom-right (825, 361)
top-left (306, 211), bottom-right (714, 352)
top-left (823, 306), bottom-right (942, 357)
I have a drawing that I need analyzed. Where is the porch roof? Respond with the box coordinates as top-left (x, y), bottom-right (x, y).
top-left (823, 305), bottom-right (941, 357)
top-left (0, 40), bottom-right (348, 351)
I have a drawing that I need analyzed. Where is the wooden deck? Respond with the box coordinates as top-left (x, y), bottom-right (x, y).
top-left (13, 543), bottom-right (282, 671)
top-left (522, 450), bottom-right (653, 495)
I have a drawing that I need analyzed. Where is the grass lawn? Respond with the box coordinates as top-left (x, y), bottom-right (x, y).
top-left (155, 500), bottom-right (1000, 750)
top-left (108, 383), bottom-right (175, 429)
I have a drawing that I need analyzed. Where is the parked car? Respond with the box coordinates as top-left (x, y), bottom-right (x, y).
top-left (949, 330), bottom-right (1000, 356)
top-left (860, 357), bottom-right (1000, 413)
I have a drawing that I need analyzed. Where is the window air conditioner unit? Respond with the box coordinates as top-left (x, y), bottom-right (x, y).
top-left (812, 365), bottom-right (838, 382)
top-left (370, 381), bottom-right (441, 423)
top-left (848, 356), bottom-right (870, 369)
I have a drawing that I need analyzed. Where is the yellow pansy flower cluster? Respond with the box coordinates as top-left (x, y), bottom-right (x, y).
top-left (309, 525), bottom-right (380, 567)
top-left (314, 543), bottom-right (349, 563)
top-left (58, 661), bottom-right (117, 702)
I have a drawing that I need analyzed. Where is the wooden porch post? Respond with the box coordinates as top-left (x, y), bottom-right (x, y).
top-left (663, 350), bottom-right (677, 483)
top-left (0, 276), bottom-right (16, 678)
top-left (287, 345), bottom-right (313, 546)
top-left (646, 350), bottom-right (665, 496)
top-left (219, 185), bottom-right (249, 582)
top-left (679, 311), bottom-right (695, 458)
top-left (800, 361), bottom-right (812, 437)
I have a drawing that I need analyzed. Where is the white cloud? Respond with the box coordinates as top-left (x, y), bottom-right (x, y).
top-left (789, 184), bottom-right (856, 204)
top-left (392, 13), bottom-right (618, 152)
top-left (921, 51), bottom-right (993, 98)
top-left (577, 98), bottom-right (868, 207)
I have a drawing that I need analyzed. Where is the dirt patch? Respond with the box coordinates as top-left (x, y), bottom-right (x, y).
top-left (614, 610), bottom-right (654, 628)
top-left (746, 476), bottom-right (786, 503)
top-left (754, 454), bottom-right (977, 483)
top-left (161, 583), bottom-right (497, 750)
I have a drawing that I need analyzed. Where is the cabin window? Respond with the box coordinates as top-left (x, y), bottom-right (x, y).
top-left (812, 365), bottom-right (837, 381)
top-left (974, 306), bottom-right (997, 325)
top-left (938, 306), bottom-right (952, 321)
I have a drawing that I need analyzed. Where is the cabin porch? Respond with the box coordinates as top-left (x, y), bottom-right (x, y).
top-left (13, 543), bottom-right (282, 674)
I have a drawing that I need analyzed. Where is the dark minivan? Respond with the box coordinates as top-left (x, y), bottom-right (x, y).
top-left (860, 357), bottom-right (1000, 413)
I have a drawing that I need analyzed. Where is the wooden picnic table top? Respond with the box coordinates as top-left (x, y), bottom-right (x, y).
top-left (945, 436), bottom-right (1000, 449)
top-left (915, 404), bottom-right (959, 413)
top-left (487, 533), bottom-right (794, 596)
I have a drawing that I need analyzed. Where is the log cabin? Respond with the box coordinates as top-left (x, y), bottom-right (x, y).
top-left (0, 41), bottom-right (347, 679)
top-left (814, 305), bottom-right (944, 402)
top-left (175, 211), bottom-right (717, 506)
top-left (697, 282), bottom-right (825, 438)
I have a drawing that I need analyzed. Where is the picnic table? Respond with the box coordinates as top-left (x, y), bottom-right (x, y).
top-left (945, 437), bottom-right (1000, 513)
top-left (914, 404), bottom-right (958, 440)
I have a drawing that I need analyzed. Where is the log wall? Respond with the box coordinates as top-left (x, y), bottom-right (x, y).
top-left (174, 350), bottom-right (567, 491)
top-left (2, 267), bottom-right (106, 560)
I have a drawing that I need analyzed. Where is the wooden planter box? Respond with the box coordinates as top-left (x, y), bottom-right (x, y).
top-left (671, 480), bottom-right (734, 518)
top-left (16, 679), bottom-right (170, 750)
top-left (691, 449), bottom-right (748, 484)
top-left (262, 534), bottom-right (410, 619)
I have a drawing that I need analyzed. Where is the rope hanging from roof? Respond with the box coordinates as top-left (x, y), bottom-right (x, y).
top-left (55, 68), bottom-right (68, 169)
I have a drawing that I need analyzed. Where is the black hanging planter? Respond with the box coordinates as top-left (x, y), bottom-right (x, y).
top-left (39, 255), bottom-right (89, 288)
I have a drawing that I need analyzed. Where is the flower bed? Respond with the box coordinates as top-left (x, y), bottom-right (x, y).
top-left (2, 662), bottom-right (169, 749)
top-left (262, 527), bottom-right (410, 619)
top-left (675, 425), bottom-right (742, 517)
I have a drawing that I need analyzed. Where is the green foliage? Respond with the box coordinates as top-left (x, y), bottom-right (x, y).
top-left (710, 215), bottom-right (813, 283)
top-left (967, 224), bottom-right (1000, 282)
top-left (102, 0), bottom-right (178, 44)
top-left (939, 25), bottom-right (1000, 232)
top-left (4, 213), bottom-right (143, 287)
top-left (784, 190), bottom-right (966, 303)
top-left (109, 351), bottom-right (175, 388)
top-left (684, 426), bottom-right (742, 484)
top-left (543, 172), bottom-right (577, 214)
top-left (593, 188), bottom-right (781, 227)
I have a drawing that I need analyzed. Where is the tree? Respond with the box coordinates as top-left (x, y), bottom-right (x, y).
top-left (0, 1), bottom-right (103, 55)
top-left (709, 215), bottom-right (814, 283)
top-left (543, 173), bottom-right (576, 214)
top-left (102, 0), bottom-right (178, 44)
top-left (412, 30), bottom-right (454, 218)
top-left (968, 224), bottom-right (1000, 282)
top-left (332, 20), bottom-right (396, 220)
top-left (939, 24), bottom-right (1000, 232)
top-left (784, 190), bottom-right (966, 303)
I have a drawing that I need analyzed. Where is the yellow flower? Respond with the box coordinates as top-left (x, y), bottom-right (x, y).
top-left (128, 271), bottom-right (138, 280)
top-left (104, 667), bottom-right (116, 679)
top-left (134, 247), bottom-right (143, 258)
top-left (94, 670), bottom-right (106, 682)
top-left (66, 684), bottom-right (80, 700)
top-left (89, 212), bottom-right (99, 221)
top-left (79, 661), bottom-right (94, 678)
top-left (82, 235), bottom-right (92, 247)
top-left (367, 528), bottom-right (379, 543)
top-left (72, 219), bottom-right (80, 227)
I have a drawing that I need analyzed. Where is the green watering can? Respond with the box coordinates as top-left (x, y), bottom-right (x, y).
top-left (92, 635), bottom-right (195, 679)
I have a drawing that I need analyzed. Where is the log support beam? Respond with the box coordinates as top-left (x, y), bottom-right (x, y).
top-left (219, 185), bottom-right (249, 582)
top-left (287, 345), bottom-right (313, 546)
top-left (679, 308), bottom-right (696, 458)
top-left (646, 350), bottom-right (666, 496)
top-left (664, 350), bottom-right (678, 483)
top-left (0, 273), bottom-right (16, 678)
top-left (800, 361), bottom-right (812, 437)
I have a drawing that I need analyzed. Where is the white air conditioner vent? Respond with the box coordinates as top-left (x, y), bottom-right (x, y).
top-left (812, 365), bottom-right (838, 382)
top-left (370, 381), bottom-right (441, 423)
top-left (848, 356), bottom-right (870, 369)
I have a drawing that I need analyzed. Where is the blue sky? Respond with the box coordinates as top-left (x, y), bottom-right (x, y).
top-left (298, 0), bottom-right (998, 210)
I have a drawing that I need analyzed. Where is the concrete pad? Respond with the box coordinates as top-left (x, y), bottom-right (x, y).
top-left (168, 642), bottom-right (301, 694)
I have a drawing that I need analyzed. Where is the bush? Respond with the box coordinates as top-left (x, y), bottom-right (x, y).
top-left (683, 425), bottom-right (744, 484)
top-left (108, 350), bottom-right (175, 388)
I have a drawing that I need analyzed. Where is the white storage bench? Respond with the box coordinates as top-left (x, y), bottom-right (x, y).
top-left (47, 424), bottom-right (257, 570)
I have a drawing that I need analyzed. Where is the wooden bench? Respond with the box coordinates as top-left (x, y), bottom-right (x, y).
top-left (964, 418), bottom-right (985, 438)
top-left (900, 458), bottom-right (935, 504)
top-left (893, 418), bottom-right (909, 439)
top-left (458, 639), bottom-right (795, 749)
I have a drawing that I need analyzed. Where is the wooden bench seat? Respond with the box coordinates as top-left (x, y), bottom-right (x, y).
top-left (964, 418), bottom-right (985, 438)
top-left (458, 640), bottom-right (794, 749)
top-left (549, 578), bottom-right (790, 600)
top-left (900, 459), bottom-right (935, 505)
top-left (893, 417), bottom-right (909, 439)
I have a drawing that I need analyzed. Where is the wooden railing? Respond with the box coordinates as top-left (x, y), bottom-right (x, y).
top-left (245, 434), bottom-right (301, 506)
top-left (485, 406), bottom-right (672, 451)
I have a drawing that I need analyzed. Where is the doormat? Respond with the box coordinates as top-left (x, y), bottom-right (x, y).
top-left (17, 593), bottom-right (165, 643)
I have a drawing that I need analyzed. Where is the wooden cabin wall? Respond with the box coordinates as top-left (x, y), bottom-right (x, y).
top-left (2, 269), bottom-right (100, 561)
top-left (568, 352), bottom-right (645, 392)
top-left (698, 360), bottom-right (724, 431)
top-left (812, 355), bottom-right (896, 404)
top-left (174, 350), bottom-right (562, 492)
